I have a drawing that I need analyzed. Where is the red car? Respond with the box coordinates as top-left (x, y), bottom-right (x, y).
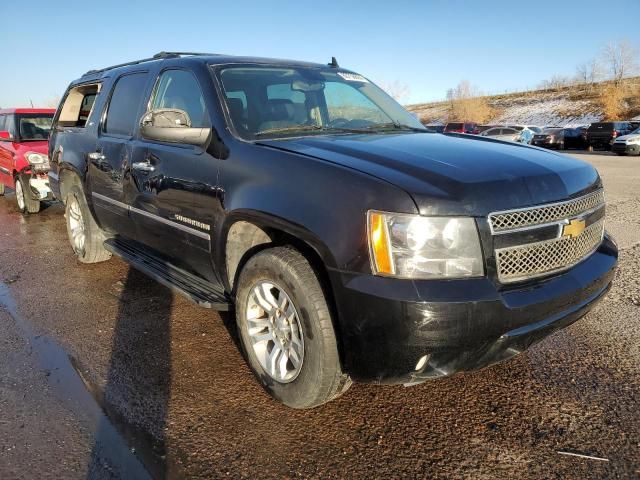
top-left (0, 108), bottom-right (55, 213)
top-left (443, 121), bottom-right (479, 134)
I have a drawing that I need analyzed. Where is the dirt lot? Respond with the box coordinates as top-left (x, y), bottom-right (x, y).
top-left (0, 152), bottom-right (638, 479)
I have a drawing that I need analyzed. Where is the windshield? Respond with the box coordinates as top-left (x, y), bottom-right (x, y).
top-left (18, 114), bottom-right (53, 140)
top-left (543, 128), bottom-right (563, 134)
top-left (214, 65), bottom-right (426, 140)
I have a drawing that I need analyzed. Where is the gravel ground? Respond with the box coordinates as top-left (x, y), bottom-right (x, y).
top-left (0, 151), bottom-right (638, 479)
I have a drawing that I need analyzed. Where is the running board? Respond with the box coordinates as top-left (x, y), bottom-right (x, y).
top-left (104, 238), bottom-right (231, 311)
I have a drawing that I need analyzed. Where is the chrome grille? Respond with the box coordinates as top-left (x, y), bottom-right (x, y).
top-left (489, 190), bottom-right (605, 233)
top-left (495, 219), bottom-right (604, 283)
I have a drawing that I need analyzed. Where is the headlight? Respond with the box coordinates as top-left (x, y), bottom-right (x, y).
top-left (25, 152), bottom-right (49, 165)
top-left (25, 152), bottom-right (50, 171)
top-left (368, 211), bottom-right (484, 279)
top-left (627, 138), bottom-right (640, 145)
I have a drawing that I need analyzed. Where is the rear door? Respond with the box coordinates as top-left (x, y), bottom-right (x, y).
top-left (88, 71), bottom-right (150, 239)
top-left (129, 68), bottom-right (219, 282)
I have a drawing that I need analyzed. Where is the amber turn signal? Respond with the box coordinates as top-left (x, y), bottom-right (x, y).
top-left (369, 211), bottom-right (394, 275)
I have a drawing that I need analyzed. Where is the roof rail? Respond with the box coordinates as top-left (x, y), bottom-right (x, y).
top-left (82, 51), bottom-right (220, 77)
top-left (152, 51), bottom-right (220, 58)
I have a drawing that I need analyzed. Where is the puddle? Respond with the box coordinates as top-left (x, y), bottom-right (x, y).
top-left (0, 282), bottom-right (160, 480)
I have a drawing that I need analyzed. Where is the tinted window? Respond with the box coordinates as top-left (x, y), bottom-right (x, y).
top-left (446, 123), bottom-right (463, 129)
top-left (104, 73), bottom-right (148, 136)
top-left (151, 70), bottom-right (208, 128)
top-left (587, 123), bottom-right (613, 132)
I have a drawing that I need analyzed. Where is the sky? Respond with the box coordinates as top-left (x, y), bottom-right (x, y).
top-left (0, 0), bottom-right (637, 107)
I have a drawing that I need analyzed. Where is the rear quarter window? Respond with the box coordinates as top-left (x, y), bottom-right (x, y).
top-left (58, 83), bottom-right (102, 128)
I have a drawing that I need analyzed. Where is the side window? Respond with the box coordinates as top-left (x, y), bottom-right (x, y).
top-left (0, 115), bottom-right (5, 132)
top-left (104, 73), bottom-right (149, 136)
top-left (58, 83), bottom-right (101, 128)
top-left (151, 70), bottom-right (208, 128)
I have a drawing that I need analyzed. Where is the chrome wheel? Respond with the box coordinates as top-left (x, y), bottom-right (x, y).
top-left (15, 179), bottom-right (25, 211)
top-left (67, 196), bottom-right (86, 253)
top-left (246, 281), bottom-right (304, 383)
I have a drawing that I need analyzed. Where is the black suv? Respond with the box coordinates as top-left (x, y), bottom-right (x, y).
top-left (48, 52), bottom-right (617, 408)
top-left (586, 122), bottom-right (636, 150)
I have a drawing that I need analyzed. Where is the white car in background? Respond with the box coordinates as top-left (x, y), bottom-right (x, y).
top-left (480, 127), bottom-right (521, 142)
top-left (611, 127), bottom-right (640, 156)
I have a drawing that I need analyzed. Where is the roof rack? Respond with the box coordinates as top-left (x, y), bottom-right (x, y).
top-left (82, 51), bottom-right (219, 77)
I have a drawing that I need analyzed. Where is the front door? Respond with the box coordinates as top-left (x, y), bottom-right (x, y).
top-left (88, 71), bottom-right (150, 240)
top-left (129, 68), bottom-right (219, 283)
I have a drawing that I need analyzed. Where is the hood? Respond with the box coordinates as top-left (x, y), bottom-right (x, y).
top-left (615, 133), bottom-right (640, 142)
top-left (258, 133), bottom-right (600, 216)
top-left (13, 140), bottom-right (49, 156)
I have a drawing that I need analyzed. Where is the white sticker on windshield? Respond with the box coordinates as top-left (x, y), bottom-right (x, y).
top-left (337, 72), bottom-right (369, 83)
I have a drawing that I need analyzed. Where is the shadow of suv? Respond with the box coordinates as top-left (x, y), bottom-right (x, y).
top-left (48, 52), bottom-right (617, 408)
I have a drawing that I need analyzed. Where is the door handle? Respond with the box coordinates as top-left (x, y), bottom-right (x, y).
top-left (132, 161), bottom-right (155, 173)
top-left (88, 152), bottom-right (106, 161)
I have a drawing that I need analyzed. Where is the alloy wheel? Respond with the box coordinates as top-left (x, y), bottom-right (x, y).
top-left (67, 196), bottom-right (86, 254)
top-left (15, 179), bottom-right (25, 211)
top-left (246, 281), bottom-right (305, 383)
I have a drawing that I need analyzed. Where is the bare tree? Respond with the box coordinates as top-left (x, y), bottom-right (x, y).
top-left (602, 40), bottom-right (638, 85)
top-left (576, 58), bottom-right (603, 91)
top-left (379, 80), bottom-right (411, 103)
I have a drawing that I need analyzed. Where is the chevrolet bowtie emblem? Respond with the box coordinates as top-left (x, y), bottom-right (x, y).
top-left (562, 218), bottom-right (586, 238)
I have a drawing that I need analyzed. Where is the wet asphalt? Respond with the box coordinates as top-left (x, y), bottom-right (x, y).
top-left (0, 151), bottom-right (638, 479)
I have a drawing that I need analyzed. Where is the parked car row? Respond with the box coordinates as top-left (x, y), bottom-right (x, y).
top-left (0, 52), bottom-right (618, 409)
top-left (424, 120), bottom-right (640, 155)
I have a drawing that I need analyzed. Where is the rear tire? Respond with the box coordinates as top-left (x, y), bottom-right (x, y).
top-left (65, 183), bottom-right (111, 263)
top-left (235, 246), bottom-right (351, 408)
top-left (15, 175), bottom-right (41, 214)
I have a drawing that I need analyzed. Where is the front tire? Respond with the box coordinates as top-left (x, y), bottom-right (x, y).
top-left (15, 175), bottom-right (40, 214)
top-left (65, 183), bottom-right (111, 263)
top-left (235, 246), bottom-right (350, 408)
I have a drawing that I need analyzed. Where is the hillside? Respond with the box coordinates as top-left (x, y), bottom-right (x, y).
top-left (406, 77), bottom-right (640, 127)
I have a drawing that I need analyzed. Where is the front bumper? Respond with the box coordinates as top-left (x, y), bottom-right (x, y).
top-left (330, 234), bottom-right (617, 384)
top-left (611, 143), bottom-right (640, 155)
top-left (28, 174), bottom-right (54, 201)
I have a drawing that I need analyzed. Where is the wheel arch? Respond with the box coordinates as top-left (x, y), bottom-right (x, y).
top-left (219, 210), bottom-right (338, 293)
top-left (220, 211), bottom-right (346, 367)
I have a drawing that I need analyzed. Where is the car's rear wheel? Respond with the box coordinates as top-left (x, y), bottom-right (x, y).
top-left (235, 246), bottom-right (351, 408)
top-left (65, 183), bottom-right (111, 263)
top-left (15, 175), bottom-right (40, 214)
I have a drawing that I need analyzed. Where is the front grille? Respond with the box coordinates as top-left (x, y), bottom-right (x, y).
top-left (489, 189), bottom-right (604, 233)
top-left (495, 219), bottom-right (604, 283)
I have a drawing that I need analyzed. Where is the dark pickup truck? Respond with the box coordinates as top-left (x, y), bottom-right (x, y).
top-left (48, 52), bottom-right (617, 408)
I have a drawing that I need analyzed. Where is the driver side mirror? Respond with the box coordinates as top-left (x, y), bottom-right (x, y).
top-left (0, 130), bottom-right (12, 141)
top-left (140, 109), bottom-right (211, 148)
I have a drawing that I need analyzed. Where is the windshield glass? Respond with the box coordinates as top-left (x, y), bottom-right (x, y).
top-left (542, 128), bottom-right (563, 134)
top-left (18, 114), bottom-right (53, 140)
top-left (214, 65), bottom-right (426, 140)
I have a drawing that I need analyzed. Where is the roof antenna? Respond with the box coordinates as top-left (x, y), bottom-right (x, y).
top-left (328, 56), bottom-right (339, 68)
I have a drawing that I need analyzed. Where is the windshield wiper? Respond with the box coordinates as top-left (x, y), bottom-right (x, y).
top-left (363, 122), bottom-right (428, 133)
top-left (254, 124), bottom-right (368, 137)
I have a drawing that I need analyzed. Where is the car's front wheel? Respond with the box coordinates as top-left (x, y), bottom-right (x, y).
top-left (235, 246), bottom-right (351, 408)
top-left (15, 175), bottom-right (40, 214)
